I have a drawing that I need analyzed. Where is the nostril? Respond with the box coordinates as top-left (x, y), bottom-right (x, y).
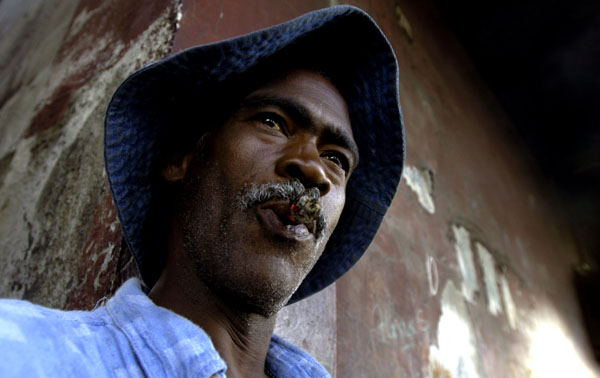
top-left (284, 164), bottom-right (303, 181)
top-left (315, 182), bottom-right (329, 196)
top-left (283, 163), bottom-right (329, 196)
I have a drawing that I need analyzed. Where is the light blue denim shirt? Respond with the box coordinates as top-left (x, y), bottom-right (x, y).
top-left (0, 279), bottom-right (330, 377)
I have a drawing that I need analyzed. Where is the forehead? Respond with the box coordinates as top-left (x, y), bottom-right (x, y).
top-left (246, 69), bottom-right (354, 139)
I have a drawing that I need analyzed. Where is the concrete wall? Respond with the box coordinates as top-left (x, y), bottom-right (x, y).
top-left (0, 0), bottom-right (180, 307)
top-left (0, 0), bottom-right (598, 377)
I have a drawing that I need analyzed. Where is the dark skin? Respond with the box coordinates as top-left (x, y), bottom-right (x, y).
top-left (149, 69), bottom-right (359, 378)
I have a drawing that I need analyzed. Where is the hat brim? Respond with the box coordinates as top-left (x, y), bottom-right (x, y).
top-left (104, 5), bottom-right (405, 304)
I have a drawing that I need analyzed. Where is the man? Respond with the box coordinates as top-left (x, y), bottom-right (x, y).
top-left (0, 5), bottom-right (404, 377)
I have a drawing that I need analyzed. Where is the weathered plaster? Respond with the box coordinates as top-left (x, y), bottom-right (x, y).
top-left (427, 255), bottom-right (439, 296)
top-left (0, 0), bottom-right (179, 307)
top-left (404, 165), bottom-right (435, 214)
top-left (500, 274), bottom-right (517, 329)
top-left (0, 0), bottom-right (80, 157)
top-left (395, 4), bottom-right (414, 42)
top-left (429, 281), bottom-right (482, 378)
top-left (476, 242), bottom-right (502, 316)
top-left (451, 225), bottom-right (479, 303)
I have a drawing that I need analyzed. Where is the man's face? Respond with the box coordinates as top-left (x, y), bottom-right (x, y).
top-left (175, 69), bottom-right (358, 316)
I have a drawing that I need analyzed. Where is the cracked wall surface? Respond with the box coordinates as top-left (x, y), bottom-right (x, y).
top-left (0, 0), bottom-right (180, 308)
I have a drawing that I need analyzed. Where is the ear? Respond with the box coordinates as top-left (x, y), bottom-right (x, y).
top-left (161, 153), bottom-right (194, 182)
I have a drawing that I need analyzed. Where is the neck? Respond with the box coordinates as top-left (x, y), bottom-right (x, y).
top-left (149, 252), bottom-right (275, 378)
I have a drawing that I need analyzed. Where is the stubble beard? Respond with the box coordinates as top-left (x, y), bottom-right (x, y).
top-left (180, 177), bottom-right (329, 318)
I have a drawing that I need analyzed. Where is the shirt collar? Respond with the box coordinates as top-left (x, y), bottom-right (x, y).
top-left (104, 278), bottom-right (330, 377)
top-left (105, 278), bottom-right (227, 378)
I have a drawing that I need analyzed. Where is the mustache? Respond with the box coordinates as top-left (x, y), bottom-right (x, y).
top-left (238, 179), bottom-right (327, 238)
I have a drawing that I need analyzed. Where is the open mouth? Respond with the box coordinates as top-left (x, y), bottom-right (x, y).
top-left (256, 201), bottom-right (316, 241)
top-left (238, 180), bottom-right (325, 241)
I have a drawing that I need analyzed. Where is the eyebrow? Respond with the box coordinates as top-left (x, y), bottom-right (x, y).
top-left (240, 94), bottom-right (360, 167)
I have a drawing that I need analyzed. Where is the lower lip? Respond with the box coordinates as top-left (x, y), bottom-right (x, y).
top-left (256, 208), bottom-right (312, 242)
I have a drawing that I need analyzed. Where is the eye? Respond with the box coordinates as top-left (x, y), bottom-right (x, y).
top-left (321, 151), bottom-right (349, 173)
top-left (263, 117), bottom-right (282, 132)
top-left (251, 112), bottom-right (286, 134)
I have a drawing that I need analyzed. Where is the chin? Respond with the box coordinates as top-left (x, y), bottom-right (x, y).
top-left (212, 278), bottom-right (299, 318)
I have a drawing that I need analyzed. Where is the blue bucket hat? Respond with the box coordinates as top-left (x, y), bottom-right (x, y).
top-left (104, 5), bottom-right (405, 303)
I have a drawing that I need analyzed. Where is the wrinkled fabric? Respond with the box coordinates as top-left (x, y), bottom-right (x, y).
top-left (0, 279), bottom-right (329, 378)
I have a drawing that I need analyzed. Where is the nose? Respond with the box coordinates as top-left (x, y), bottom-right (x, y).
top-left (275, 137), bottom-right (331, 196)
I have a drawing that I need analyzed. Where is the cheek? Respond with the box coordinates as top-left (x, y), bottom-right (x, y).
top-left (323, 189), bottom-right (346, 231)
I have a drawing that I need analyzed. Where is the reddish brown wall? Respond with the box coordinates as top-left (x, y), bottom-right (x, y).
top-left (1, 0), bottom-right (598, 377)
top-left (0, 0), bottom-right (179, 307)
top-left (335, 1), bottom-right (599, 377)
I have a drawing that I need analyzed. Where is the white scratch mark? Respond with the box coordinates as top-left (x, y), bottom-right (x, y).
top-left (93, 242), bottom-right (114, 290)
top-left (395, 5), bottom-right (414, 41)
top-left (500, 275), bottom-right (517, 329)
top-left (175, 2), bottom-right (183, 30)
top-left (68, 4), bottom-right (106, 38)
top-left (84, 240), bottom-right (95, 255)
top-left (476, 242), bottom-right (502, 316)
top-left (452, 225), bottom-right (479, 303)
top-left (403, 165), bottom-right (435, 214)
top-left (427, 255), bottom-right (439, 296)
top-left (109, 219), bottom-right (119, 233)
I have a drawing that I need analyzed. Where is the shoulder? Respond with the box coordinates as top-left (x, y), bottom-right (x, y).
top-left (267, 334), bottom-right (332, 378)
top-left (0, 298), bottom-right (118, 377)
top-left (0, 297), bottom-right (109, 341)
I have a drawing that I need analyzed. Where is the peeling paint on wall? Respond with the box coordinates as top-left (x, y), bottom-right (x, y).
top-left (451, 225), bottom-right (479, 303)
top-left (476, 242), bottom-right (502, 316)
top-left (404, 165), bottom-right (435, 214)
top-left (0, 0), bottom-right (179, 308)
top-left (500, 275), bottom-right (517, 329)
top-left (429, 281), bottom-right (482, 378)
top-left (0, 0), bottom-right (80, 157)
top-left (175, 1), bottom-right (184, 30)
top-left (395, 4), bottom-right (414, 42)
